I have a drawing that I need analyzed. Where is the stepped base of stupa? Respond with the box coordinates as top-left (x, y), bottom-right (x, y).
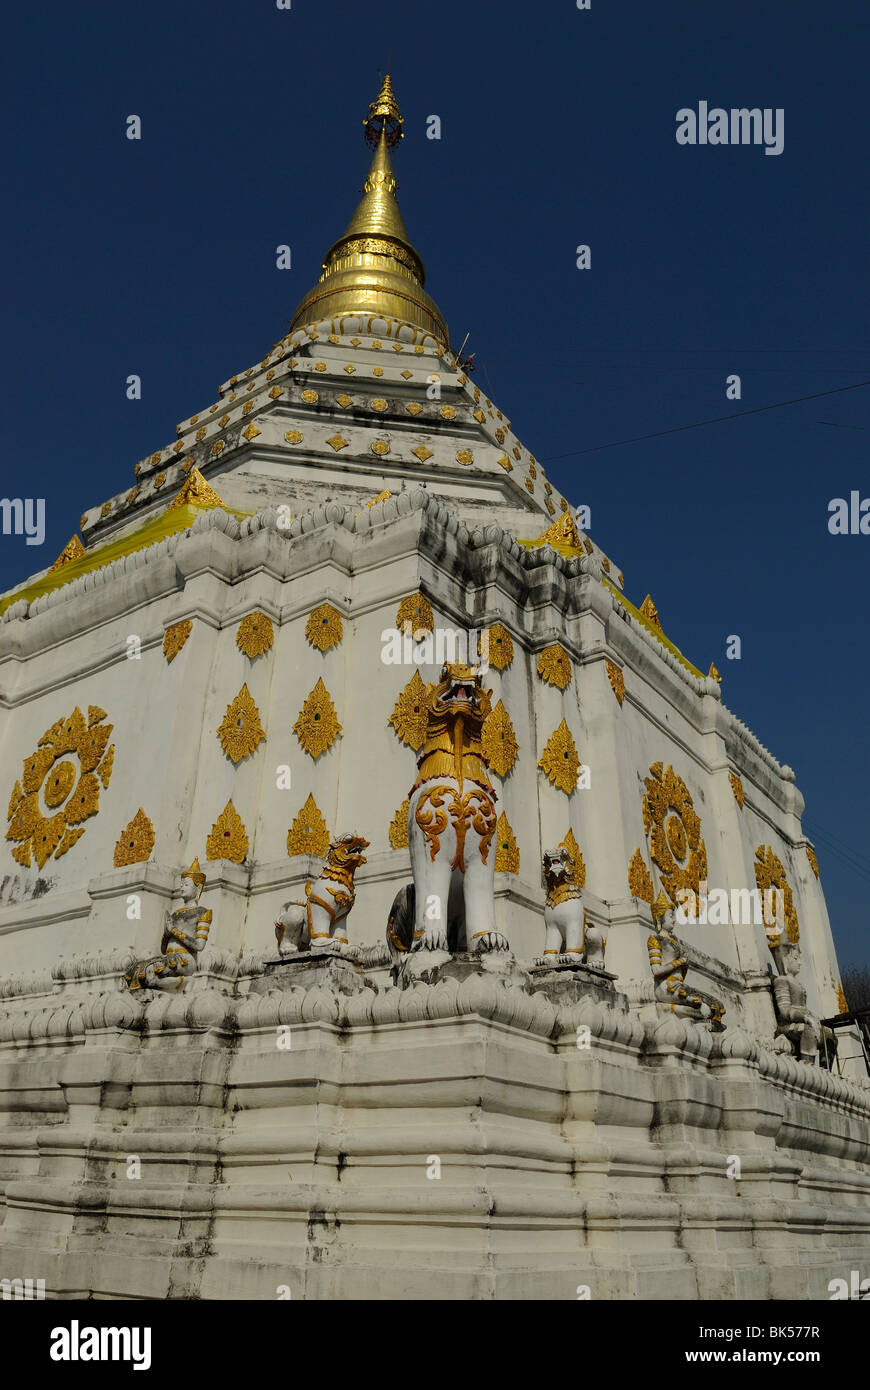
top-left (1, 946), bottom-right (868, 1301)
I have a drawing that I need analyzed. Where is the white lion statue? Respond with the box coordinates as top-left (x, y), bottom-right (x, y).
top-left (275, 832), bottom-right (369, 955)
top-left (387, 663), bottom-right (508, 957)
top-left (540, 846), bottom-right (605, 966)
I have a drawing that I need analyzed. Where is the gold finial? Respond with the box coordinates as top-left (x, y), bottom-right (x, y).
top-left (708, 661), bottom-right (721, 681)
top-left (166, 467), bottom-right (227, 512)
top-left (289, 76), bottom-right (448, 342)
top-left (364, 74), bottom-right (403, 148)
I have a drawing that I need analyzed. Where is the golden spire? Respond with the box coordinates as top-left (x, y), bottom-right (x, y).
top-left (289, 76), bottom-right (448, 342)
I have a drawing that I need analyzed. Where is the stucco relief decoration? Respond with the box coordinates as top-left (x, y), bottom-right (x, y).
top-left (754, 844), bottom-right (800, 945)
top-left (605, 660), bottom-right (625, 705)
top-left (6, 705), bottom-right (115, 869)
top-left (642, 762), bottom-right (708, 908)
top-left (806, 845), bottom-right (820, 879)
top-left (494, 812), bottom-right (519, 873)
top-left (236, 612), bottom-right (274, 659)
top-left (537, 644), bottom-right (572, 691)
top-left (388, 671), bottom-right (428, 750)
top-left (729, 773), bottom-right (745, 808)
top-left (388, 798), bottom-right (410, 849)
top-left (480, 624), bottom-right (514, 671)
top-left (480, 700), bottom-right (519, 778)
top-left (113, 808), bottom-right (156, 867)
top-left (293, 679), bottom-right (342, 758)
top-left (206, 800), bottom-right (249, 863)
top-left (395, 592), bottom-right (433, 639)
top-left (305, 603), bottom-right (344, 651)
top-left (217, 685), bottom-right (266, 763)
top-left (537, 719), bottom-right (580, 794)
top-left (287, 793), bottom-right (330, 858)
top-left (627, 847), bottom-right (654, 903)
top-left (163, 620), bottom-right (193, 664)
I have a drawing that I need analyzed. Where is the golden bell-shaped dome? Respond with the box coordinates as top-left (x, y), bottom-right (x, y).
top-left (289, 76), bottom-right (448, 342)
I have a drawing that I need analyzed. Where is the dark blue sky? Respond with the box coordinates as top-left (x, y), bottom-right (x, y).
top-left (2, 1), bottom-right (868, 964)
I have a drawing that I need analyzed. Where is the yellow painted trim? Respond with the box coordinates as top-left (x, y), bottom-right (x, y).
top-left (0, 501), bottom-right (252, 617)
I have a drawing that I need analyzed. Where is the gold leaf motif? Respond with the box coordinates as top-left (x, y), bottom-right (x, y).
top-left (457, 373), bottom-right (467, 385)
top-left (372, 340), bottom-right (383, 349)
top-left (64, 773), bottom-right (101, 826)
top-left (163, 619), bottom-right (193, 663)
top-left (153, 473), bottom-right (166, 489)
top-left (412, 445), bottom-right (433, 463)
top-left (210, 440), bottom-right (225, 457)
top-left (371, 439), bottom-right (389, 455)
top-left (78, 720), bottom-right (113, 773)
top-left (7, 705), bottom-right (114, 867)
top-left (495, 428), bottom-right (506, 444)
top-left (513, 446), bottom-right (521, 460)
top-left (836, 981), bottom-right (848, 1014)
top-left (538, 719), bottom-right (580, 794)
top-left (55, 826), bottom-right (85, 859)
top-left (305, 603), bottom-right (343, 652)
top-left (285, 430), bottom-right (303, 444)
top-left (315, 362), bottom-right (327, 371)
top-left (326, 433), bottom-right (349, 451)
top-left (537, 644), bottom-right (572, 690)
top-left (97, 746), bottom-right (114, 789)
top-left (167, 469), bottom-right (226, 511)
top-left (405, 402), bottom-right (422, 416)
top-left (242, 401), bottom-right (254, 415)
top-left (302, 390), bottom-right (318, 403)
top-left (396, 592), bottom-right (433, 637)
top-left (605, 659), bottom-right (625, 704)
top-left (48, 535), bottom-right (86, 572)
top-left (560, 828), bottom-right (586, 888)
top-left (806, 844), bottom-right (819, 878)
top-left (639, 594), bottom-right (662, 630)
top-left (388, 670), bottom-right (428, 749)
top-left (401, 369), bottom-right (413, 379)
top-left (269, 386), bottom-right (282, 399)
top-left (218, 684), bottom-right (266, 763)
top-left (481, 700), bottom-right (519, 778)
top-left (343, 364), bottom-right (355, 375)
top-left (754, 845), bottom-right (800, 945)
top-left (456, 449), bottom-right (473, 465)
top-left (80, 513), bottom-right (88, 529)
top-left (242, 423), bottom-right (261, 441)
top-left (708, 661), bottom-right (721, 681)
top-left (440, 406), bottom-right (456, 420)
top-left (481, 623), bottom-right (514, 671)
top-left (372, 366), bottom-right (384, 376)
top-left (236, 612), bottom-right (274, 659)
top-left (286, 793), bottom-right (329, 858)
top-left (494, 812), bottom-right (519, 873)
top-left (335, 393), bottom-right (352, 408)
top-left (195, 427), bottom-right (206, 441)
top-left (371, 398), bottom-right (388, 411)
top-left (729, 772), bottom-right (745, 808)
top-left (643, 763), bottom-right (708, 909)
top-left (544, 498), bottom-right (555, 515)
top-left (473, 411), bottom-right (486, 424)
top-left (206, 799), bottom-right (249, 863)
top-left (628, 848), bottom-right (654, 903)
top-left (293, 678), bottom-right (342, 758)
top-left (524, 478), bottom-right (535, 493)
top-left (113, 808), bottom-right (155, 867)
top-left (364, 490), bottom-right (392, 508)
top-left (388, 798), bottom-right (410, 850)
top-left (31, 813), bottom-right (66, 868)
top-left (497, 455), bottom-right (513, 471)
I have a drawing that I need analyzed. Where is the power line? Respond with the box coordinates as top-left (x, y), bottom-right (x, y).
top-left (540, 379), bottom-right (870, 461)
